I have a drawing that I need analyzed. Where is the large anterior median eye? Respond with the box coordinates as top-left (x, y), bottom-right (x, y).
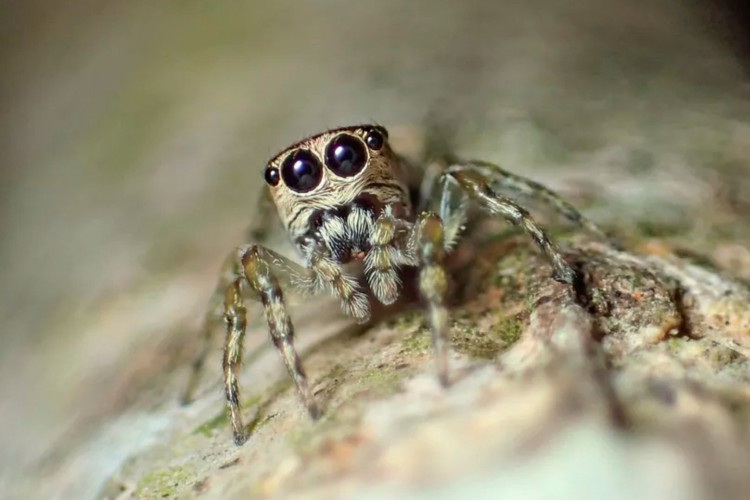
top-left (325, 134), bottom-right (367, 177)
top-left (280, 150), bottom-right (323, 193)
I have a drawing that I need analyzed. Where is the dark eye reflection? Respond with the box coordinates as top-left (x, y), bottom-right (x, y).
top-left (325, 134), bottom-right (367, 177)
top-left (280, 150), bottom-right (323, 193)
top-left (365, 128), bottom-right (385, 150)
top-left (264, 167), bottom-right (280, 186)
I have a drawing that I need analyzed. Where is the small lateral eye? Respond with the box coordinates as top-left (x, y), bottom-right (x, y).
top-left (325, 134), bottom-right (367, 177)
top-left (365, 128), bottom-right (385, 150)
top-left (280, 150), bottom-right (323, 193)
top-left (264, 167), bottom-right (280, 186)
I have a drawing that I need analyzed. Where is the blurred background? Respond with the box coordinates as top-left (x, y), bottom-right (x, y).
top-left (1, 0), bottom-right (749, 497)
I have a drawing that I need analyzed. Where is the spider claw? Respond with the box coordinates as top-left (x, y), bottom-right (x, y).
top-left (234, 433), bottom-right (248, 447)
top-left (554, 266), bottom-right (578, 284)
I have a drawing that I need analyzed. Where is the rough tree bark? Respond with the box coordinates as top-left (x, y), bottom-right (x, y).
top-left (1, 1), bottom-right (749, 499)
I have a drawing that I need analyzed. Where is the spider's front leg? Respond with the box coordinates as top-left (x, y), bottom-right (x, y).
top-left (444, 166), bottom-right (577, 284)
top-left (186, 239), bottom-right (370, 445)
top-left (182, 190), bottom-right (282, 406)
top-left (365, 208), bottom-right (413, 305)
top-left (361, 209), bottom-right (451, 385)
top-left (223, 245), bottom-right (319, 444)
top-left (412, 212), bottom-right (451, 386)
top-left (300, 236), bottom-right (372, 323)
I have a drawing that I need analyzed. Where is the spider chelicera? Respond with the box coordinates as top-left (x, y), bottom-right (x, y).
top-left (182, 124), bottom-right (605, 444)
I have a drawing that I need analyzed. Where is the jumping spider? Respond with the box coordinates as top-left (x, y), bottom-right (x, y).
top-left (183, 124), bottom-right (605, 444)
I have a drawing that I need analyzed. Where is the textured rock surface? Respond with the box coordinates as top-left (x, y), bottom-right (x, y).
top-left (1, 1), bottom-right (750, 499)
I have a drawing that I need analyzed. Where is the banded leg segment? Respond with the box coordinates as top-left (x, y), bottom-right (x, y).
top-left (445, 166), bottom-right (576, 284)
top-left (184, 237), bottom-right (371, 408)
top-left (222, 278), bottom-right (249, 443)
top-left (364, 209), bottom-right (413, 305)
top-left (240, 246), bottom-right (319, 416)
top-left (185, 244), bottom-right (325, 445)
top-left (413, 212), bottom-right (451, 386)
top-left (182, 252), bottom-right (246, 405)
top-left (224, 245), bottom-right (318, 444)
top-left (461, 160), bottom-right (607, 239)
top-left (182, 246), bottom-right (311, 405)
top-left (301, 238), bottom-right (372, 322)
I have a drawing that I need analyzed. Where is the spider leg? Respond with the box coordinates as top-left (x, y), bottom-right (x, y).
top-left (458, 160), bottom-right (607, 240)
top-left (181, 245), bottom-right (311, 406)
top-left (184, 240), bottom-right (370, 442)
top-left (361, 209), bottom-right (452, 383)
top-left (437, 170), bottom-right (469, 251)
top-left (181, 252), bottom-right (239, 405)
top-left (187, 243), bottom-right (366, 444)
top-left (444, 166), bottom-right (576, 284)
top-left (225, 245), bottom-right (321, 444)
top-left (181, 189), bottom-right (282, 405)
top-left (412, 212), bottom-right (451, 386)
top-left (300, 236), bottom-right (372, 322)
top-left (365, 209), bottom-right (413, 305)
top-left (222, 275), bottom-right (250, 443)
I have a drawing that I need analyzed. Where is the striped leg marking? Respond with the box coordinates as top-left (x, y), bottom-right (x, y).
top-left (365, 211), bottom-right (412, 305)
top-left (445, 167), bottom-right (576, 284)
top-left (462, 160), bottom-right (607, 240)
top-left (413, 212), bottom-right (451, 386)
top-left (186, 245), bottom-right (320, 445)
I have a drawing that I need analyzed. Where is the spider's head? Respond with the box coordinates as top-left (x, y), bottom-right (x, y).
top-left (263, 124), bottom-right (411, 261)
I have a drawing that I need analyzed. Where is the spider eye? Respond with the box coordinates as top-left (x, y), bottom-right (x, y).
top-left (365, 128), bottom-right (385, 150)
top-left (325, 134), bottom-right (367, 177)
top-left (280, 150), bottom-right (323, 193)
top-left (264, 167), bottom-right (280, 186)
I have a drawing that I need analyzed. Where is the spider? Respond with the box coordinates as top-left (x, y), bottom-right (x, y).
top-left (182, 124), bottom-right (606, 445)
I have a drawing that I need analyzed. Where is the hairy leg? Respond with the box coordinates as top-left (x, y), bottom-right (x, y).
top-left (184, 241), bottom-right (368, 444)
top-left (299, 235), bottom-right (372, 322)
top-left (222, 276), bottom-right (248, 443)
top-left (412, 212), bottom-right (451, 386)
top-left (181, 245), bottom-right (314, 405)
top-left (361, 208), bottom-right (452, 383)
top-left (364, 207), bottom-right (413, 305)
top-left (459, 160), bottom-right (607, 239)
top-left (437, 172), bottom-right (468, 251)
top-left (224, 245), bottom-right (318, 444)
top-left (181, 253), bottom-right (240, 405)
top-left (445, 166), bottom-right (576, 283)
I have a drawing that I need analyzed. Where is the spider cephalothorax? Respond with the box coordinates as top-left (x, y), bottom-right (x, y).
top-left (265, 125), bottom-right (411, 242)
top-left (183, 124), bottom-right (606, 445)
top-left (261, 125), bottom-right (415, 320)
